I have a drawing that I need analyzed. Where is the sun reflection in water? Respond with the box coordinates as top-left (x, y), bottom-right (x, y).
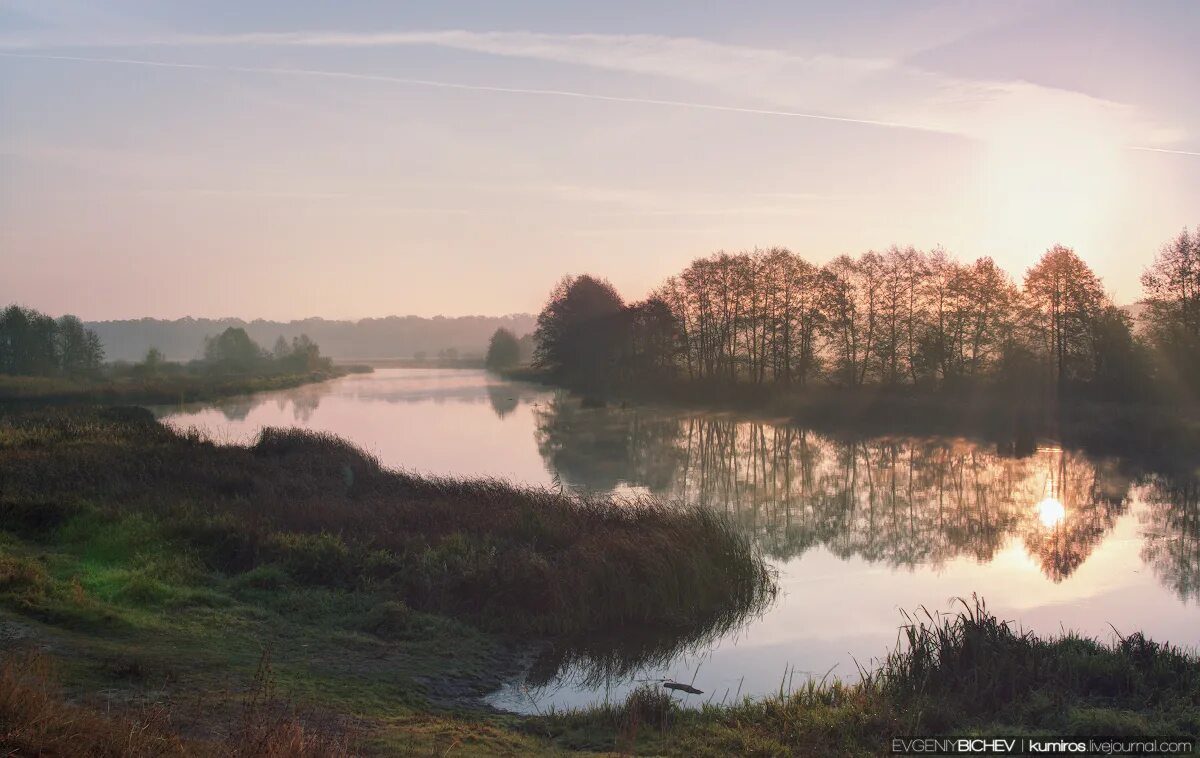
top-left (1037, 497), bottom-right (1066, 528)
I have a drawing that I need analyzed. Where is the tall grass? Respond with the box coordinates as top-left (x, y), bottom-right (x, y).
top-left (873, 596), bottom-right (1200, 733)
top-left (534, 596), bottom-right (1199, 755)
top-left (0, 649), bottom-right (352, 757)
top-left (0, 407), bottom-right (775, 640)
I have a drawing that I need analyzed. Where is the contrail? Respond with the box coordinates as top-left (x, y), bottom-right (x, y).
top-left (0, 51), bottom-right (944, 134)
top-left (1127, 146), bottom-right (1200, 158)
top-left (7, 51), bottom-right (1194, 156)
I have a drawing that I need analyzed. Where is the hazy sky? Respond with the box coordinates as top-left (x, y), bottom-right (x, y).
top-left (2, 1), bottom-right (1197, 320)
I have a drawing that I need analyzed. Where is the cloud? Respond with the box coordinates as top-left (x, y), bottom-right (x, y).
top-left (0, 51), bottom-right (946, 134)
top-left (0, 29), bottom-right (1186, 148)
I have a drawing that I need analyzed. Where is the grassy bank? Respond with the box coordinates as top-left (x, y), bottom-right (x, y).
top-left (536, 598), bottom-right (1199, 755)
top-left (2, 594), bottom-right (1196, 756)
top-left (0, 406), bottom-right (771, 635)
top-left (0, 404), bottom-right (773, 754)
top-left (0, 366), bottom-right (368, 405)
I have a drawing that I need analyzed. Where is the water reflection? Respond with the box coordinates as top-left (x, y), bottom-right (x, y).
top-left (160, 381), bottom-right (333, 423)
top-left (164, 379), bottom-right (1200, 603)
top-left (524, 581), bottom-right (774, 693)
top-left (534, 394), bottom-right (685, 492)
top-left (152, 370), bottom-right (1200, 710)
top-left (486, 383), bottom-right (520, 418)
top-left (158, 369), bottom-right (545, 423)
top-left (1037, 497), bottom-right (1065, 528)
top-left (533, 396), bottom-right (1197, 595)
top-left (500, 394), bottom-right (1200, 707)
top-left (1140, 473), bottom-right (1200, 602)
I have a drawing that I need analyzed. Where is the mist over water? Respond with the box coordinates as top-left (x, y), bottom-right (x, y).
top-left (152, 368), bottom-right (1200, 711)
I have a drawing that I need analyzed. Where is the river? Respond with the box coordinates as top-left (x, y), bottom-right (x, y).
top-left (149, 368), bottom-right (1200, 713)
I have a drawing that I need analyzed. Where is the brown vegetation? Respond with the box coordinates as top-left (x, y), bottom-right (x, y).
top-left (0, 650), bottom-right (351, 757)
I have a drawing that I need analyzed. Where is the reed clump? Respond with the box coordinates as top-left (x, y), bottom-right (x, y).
top-left (534, 597), bottom-right (1200, 756)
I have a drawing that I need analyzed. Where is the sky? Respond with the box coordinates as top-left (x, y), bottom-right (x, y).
top-left (1, 0), bottom-right (1197, 320)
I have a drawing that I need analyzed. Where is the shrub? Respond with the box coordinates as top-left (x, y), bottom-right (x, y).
top-left (231, 564), bottom-right (290, 593)
top-left (267, 533), bottom-right (356, 587)
top-left (0, 554), bottom-right (49, 597)
top-left (360, 600), bottom-right (415, 639)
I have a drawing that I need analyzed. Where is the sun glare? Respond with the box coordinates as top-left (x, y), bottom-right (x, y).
top-left (978, 114), bottom-right (1125, 260)
top-left (1036, 497), bottom-right (1066, 529)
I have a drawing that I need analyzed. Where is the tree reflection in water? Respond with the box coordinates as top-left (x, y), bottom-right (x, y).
top-left (533, 393), bottom-right (1195, 596)
top-left (1020, 451), bottom-right (1130, 582)
top-left (522, 582), bottom-right (775, 692)
top-left (158, 381), bottom-right (333, 423)
top-left (1140, 473), bottom-right (1200, 602)
top-left (158, 372), bottom-right (551, 424)
top-left (485, 383), bottom-right (520, 418)
top-left (516, 393), bottom-right (1192, 698)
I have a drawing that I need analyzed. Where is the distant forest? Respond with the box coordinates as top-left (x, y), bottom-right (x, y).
top-left (86, 314), bottom-right (536, 362)
top-left (533, 227), bottom-right (1200, 404)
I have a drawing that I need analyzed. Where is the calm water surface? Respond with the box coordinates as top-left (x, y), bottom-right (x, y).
top-left (151, 368), bottom-right (1200, 712)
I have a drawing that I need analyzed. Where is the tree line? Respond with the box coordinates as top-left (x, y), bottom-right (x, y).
top-left (0, 305), bottom-right (104, 377)
top-left (531, 227), bottom-right (1200, 402)
top-left (124, 327), bottom-right (331, 377)
top-left (0, 307), bottom-right (331, 380)
top-left (198, 327), bottom-right (331, 375)
top-left (87, 314), bottom-right (536, 362)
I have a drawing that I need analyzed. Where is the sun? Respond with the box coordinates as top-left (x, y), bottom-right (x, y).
top-left (1036, 497), bottom-right (1066, 529)
top-left (976, 113), bottom-right (1126, 261)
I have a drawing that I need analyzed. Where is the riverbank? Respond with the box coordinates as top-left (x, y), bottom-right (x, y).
top-left (554, 602), bottom-right (1200, 753)
top-left (0, 405), bottom-right (773, 754)
top-left (0, 365), bottom-right (371, 405)
top-left (4, 593), bottom-right (1196, 755)
top-left (537, 598), bottom-right (1199, 755)
top-left (350, 357), bottom-right (485, 369)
